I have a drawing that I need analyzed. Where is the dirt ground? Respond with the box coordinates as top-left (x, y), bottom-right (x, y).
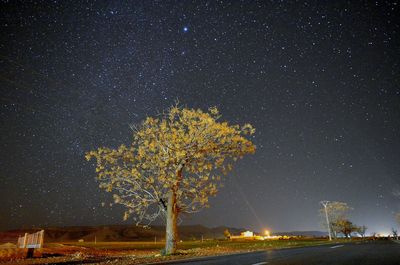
top-left (0, 239), bottom-right (349, 264)
top-left (0, 244), bottom-right (249, 264)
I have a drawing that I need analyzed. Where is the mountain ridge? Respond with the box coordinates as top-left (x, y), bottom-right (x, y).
top-left (0, 224), bottom-right (327, 243)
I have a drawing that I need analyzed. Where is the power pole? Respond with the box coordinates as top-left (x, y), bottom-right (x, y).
top-left (320, 201), bottom-right (332, 241)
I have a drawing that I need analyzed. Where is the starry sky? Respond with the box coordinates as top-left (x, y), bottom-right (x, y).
top-left (1, 1), bottom-right (399, 235)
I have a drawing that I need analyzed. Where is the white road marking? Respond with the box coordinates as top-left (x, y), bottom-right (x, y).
top-left (330, 245), bottom-right (344, 249)
top-left (251, 262), bottom-right (268, 265)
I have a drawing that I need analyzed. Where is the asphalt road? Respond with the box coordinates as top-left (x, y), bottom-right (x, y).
top-left (156, 240), bottom-right (400, 265)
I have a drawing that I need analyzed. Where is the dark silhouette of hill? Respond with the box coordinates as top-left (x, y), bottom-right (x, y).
top-left (0, 224), bottom-right (245, 243)
top-left (0, 225), bottom-right (328, 243)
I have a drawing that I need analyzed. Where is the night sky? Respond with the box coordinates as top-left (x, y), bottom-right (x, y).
top-left (1, 1), bottom-right (399, 235)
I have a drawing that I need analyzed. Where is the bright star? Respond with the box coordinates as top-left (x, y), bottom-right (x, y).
top-left (183, 26), bottom-right (188, 32)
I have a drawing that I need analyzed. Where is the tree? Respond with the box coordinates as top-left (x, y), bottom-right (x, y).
top-left (332, 219), bottom-right (357, 238)
top-left (86, 105), bottom-right (255, 254)
top-left (224, 229), bottom-right (231, 239)
top-left (391, 228), bottom-right (398, 240)
top-left (357, 225), bottom-right (367, 238)
top-left (320, 201), bottom-right (352, 239)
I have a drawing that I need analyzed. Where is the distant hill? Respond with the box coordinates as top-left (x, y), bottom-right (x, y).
top-left (0, 224), bottom-right (245, 243)
top-left (0, 225), bottom-right (328, 243)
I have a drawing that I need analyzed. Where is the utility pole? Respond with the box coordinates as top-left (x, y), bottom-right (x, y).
top-left (320, 201), bottom-right (332, 241)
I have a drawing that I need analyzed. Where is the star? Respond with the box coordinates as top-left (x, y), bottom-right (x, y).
top-left (0, 0), bottom-right (398, 236)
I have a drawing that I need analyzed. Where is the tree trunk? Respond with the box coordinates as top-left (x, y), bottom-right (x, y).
top-left (165, 190), bottom-right (178, 255)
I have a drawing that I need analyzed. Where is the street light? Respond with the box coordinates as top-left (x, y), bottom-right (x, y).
top-left (320, 201), bottom-right (332, 241)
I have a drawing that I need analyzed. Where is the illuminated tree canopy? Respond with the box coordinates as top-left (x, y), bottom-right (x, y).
top-left (86, 105), bottom-right (255, 254)
top-left (320, 201), bottom-right (352, 238)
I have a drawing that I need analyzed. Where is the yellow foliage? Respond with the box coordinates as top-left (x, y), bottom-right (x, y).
top-left (85, 105), bottom-right (255, 223)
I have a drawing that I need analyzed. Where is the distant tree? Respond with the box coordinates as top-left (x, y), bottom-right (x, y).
top-left (357, 225), bottom-right (367, 238)
top-left (391, 228), bottom-right (398, 240)
top-left (332, 219), bottom-right (357, 238)
top-left (320, 201), bottom-right (352, 239)
top-left (86, 105), bottom-right (255, 255)
top-left (223, 229), bottom-right (231, 239)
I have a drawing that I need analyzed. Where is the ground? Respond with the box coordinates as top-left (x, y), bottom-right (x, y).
top-left (0, 238), bottom-right (360, 264)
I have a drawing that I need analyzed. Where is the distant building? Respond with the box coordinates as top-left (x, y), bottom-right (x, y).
top-left (230, 230), bottom-right (263, 240)
top-left (241, 231), bottom-right (254, 237)
top-left (230, 230), bottom-right (291, 240)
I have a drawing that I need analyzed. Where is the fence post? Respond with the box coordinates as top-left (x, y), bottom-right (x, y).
top-left (23, 233), bottom-right (28, 248)
top-left (39, 230), bottom-right (44, 248)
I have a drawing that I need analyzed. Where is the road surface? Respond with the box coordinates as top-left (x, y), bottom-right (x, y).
top-left (153, 240), bottom-right (400, 265)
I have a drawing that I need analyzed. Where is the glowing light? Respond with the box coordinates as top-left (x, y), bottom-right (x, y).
top-left (242, 231), bottom-right (254, 237)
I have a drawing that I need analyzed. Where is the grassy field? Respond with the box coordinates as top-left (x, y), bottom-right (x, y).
top-left (63, 237), bottom-right (351, 251)
top-left (1, 238), bottom-right (363, 264)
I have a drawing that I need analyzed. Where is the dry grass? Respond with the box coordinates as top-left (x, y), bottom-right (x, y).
top-left (0, 247), bottom-right (36, 262)
top-left (0, 238), bottom-right (361, 264)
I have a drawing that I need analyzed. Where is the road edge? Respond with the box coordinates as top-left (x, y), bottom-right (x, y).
top-left (144, 241), bottom-right (356, 265)
top-left (144, 250), bottom-right (266, 265)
